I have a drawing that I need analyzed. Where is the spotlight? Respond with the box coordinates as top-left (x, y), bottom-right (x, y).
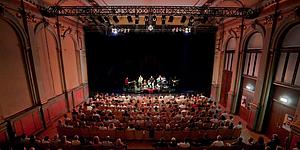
top-left (127, 16), bottom-right (133, 23)
top-left (188, 16), bottom-right (194, 26)
top-left (189, 16), bottom-right (195, 23)
top-left (135, 15), bottom-right (139, 24)
top-left (162, 15), bottom-right (166, 25)
top-left (148, 25), bottom-right (154, 31)
top-left (112, 28), bottom-right (118, 34)
top-left (168, 16), bottom-right (174, 22)
top-left (180, 16), bottom-right (187, 23)
top-left (112, 16), bottom-right (119, 23)
top-left (152, 16), bottom-right (157, 22)
top-left (184, 27), bottom-right (191, 34)
top-left (152, 16), bottom-right (156, 25)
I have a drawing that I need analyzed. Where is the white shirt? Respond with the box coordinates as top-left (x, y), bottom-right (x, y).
top-left (211, 140), bottom-right (224, 147)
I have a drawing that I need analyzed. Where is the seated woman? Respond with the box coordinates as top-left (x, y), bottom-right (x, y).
top-left (169, 137), bottom-right (178, 147)
top-left (115, 138), bottom-right (126, 150)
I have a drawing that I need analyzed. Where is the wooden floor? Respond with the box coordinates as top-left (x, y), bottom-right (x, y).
top-left (37, 114), bottom-right (270, 150)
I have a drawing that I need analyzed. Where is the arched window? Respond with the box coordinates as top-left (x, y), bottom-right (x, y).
top-left (224, 38), bottom-right (236, 71)
top-left (243, 33), bottom-right (263, 77)
top-left (275, 24), bottom-right (300, 86)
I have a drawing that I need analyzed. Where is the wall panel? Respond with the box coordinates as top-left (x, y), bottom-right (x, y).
top-left (34, 28), bottom-right (55, 102)
top-left (42, 94), bottom-right (67, 126)
top-left (45, 30), bottom-right (63, 96)
top-left (62, 36), bottom-right (79, 90)
top-left (11, 107), bottom-right (43, 136)
top-left (73, 87), bottom-right (84, 106)
top-left (0, 19), bottom-right (33, 118)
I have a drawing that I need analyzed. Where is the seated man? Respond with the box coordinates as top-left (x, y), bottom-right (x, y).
top-left (177, 138), bottom-right (191, 148)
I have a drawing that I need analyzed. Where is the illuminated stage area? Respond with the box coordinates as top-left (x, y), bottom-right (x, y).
top-left (124, 75), bottom-right (179, 93)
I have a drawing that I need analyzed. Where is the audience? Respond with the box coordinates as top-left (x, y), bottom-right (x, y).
top-left (14, 93), bottom-right (293, 150)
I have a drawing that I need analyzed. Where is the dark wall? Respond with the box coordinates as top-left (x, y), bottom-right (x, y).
top-left (85, 31), bottom-right (215, 95)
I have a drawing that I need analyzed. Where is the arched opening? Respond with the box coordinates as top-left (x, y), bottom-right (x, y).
top-left (237, 32), bottom-right (263, 128)
top-left (34, 27), bottom-right (62, 103)
top-left (220, 37), bottom-right (236, 107)
top-left (62, 35), bottom-right (80, 90)
top-left (0, 18), bottom-right (32, 117)
top-left (267, 24), bottom-right (300, 140)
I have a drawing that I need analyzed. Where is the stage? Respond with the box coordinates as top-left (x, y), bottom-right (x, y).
top-left (124, 86), bottom-right (176, 94)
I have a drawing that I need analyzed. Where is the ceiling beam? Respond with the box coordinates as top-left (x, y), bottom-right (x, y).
top-left (41, 5), bottom-right (259, 19)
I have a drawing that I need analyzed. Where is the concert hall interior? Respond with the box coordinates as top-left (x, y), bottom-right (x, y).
top-left (1, 0), bottom-right (300, 150)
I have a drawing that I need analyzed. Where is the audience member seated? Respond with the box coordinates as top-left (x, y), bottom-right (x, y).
top-left (155, 137), bottom-right (168, 148)
top-left (177, 138), bottom-right (191, 148)
top-left (91, 136), bottom-right (101, 145)
top-left (210, 135), bottom-right (224, 147)
top-left (169, 137), bottom-right (178, 147)
top-left (102, 136), bottom-right (114, 147)
top-left (71, 135), bottom-right (81, 145)
top-left (267, 134), bottom-right (280, 150)
top-left (230, 137), bottom-right (246, 146)
top-left (41, 136), bottom-right (50, 144)
top-left (60, 135), bottom-right (71, 145)
top-left (293, 141), bottom-right (300, 150)
top-left (234, 121), bottom-right (243, 129)
top-left (255, 136), bottom-right (266, 150)
top-left (276, 146), bottom-right (284, 150)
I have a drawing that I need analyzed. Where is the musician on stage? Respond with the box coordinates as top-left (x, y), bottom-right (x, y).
top-left (124, 77), bottom-right (129, 92)
top-left (149, 76), bottom-right (155, 88)
top-left (138, 75), bottom-right (143, 88)
top-left (156, 75), bottom-right (162, 85)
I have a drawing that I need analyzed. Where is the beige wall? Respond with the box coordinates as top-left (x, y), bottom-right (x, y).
top-left (0, 19), bottom-right (33, 118)
top-left (62, 35), bottom-right (80, 90)
top-left (0, 0), bottom-right (88, 121)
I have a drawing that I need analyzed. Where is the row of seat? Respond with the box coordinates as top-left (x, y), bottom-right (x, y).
top-left (57, 127), bottom-right (241, 141)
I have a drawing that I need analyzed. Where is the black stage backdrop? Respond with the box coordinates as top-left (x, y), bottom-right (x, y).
top-left (85, 31), bottom-right (215, 95)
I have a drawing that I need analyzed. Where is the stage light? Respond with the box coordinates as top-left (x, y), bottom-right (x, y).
top-left (152, 16), bottom-right (157, 22)
top-left (184, 27), bottom-right (191, 34)
top-left (144, 16), bottom-right (149, 21)
top-left (152, 16), bottom-right (157, 25)
top-left (189, 16), bottom-right (195, 23)
top-left (280, 96), bottom-right (288, 103)
top-left (127, 16), bottom-right (133, 23)
top-left (112, 28), bottom-right (118, 34)
top-left (112, 16), bottom-right (119, 23)
top-left (135, 15), bottom-right (139, 24)
top-left (188, 16), bottom-right (194, 26)
top-left (148, 25), bottom-right (154, 31)
top-left (180, 16), bottom-right (187, 23)
top-left (168, 16), bottom-right (174, 22)
top-left (162, 15), bottom-right (166, 25)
